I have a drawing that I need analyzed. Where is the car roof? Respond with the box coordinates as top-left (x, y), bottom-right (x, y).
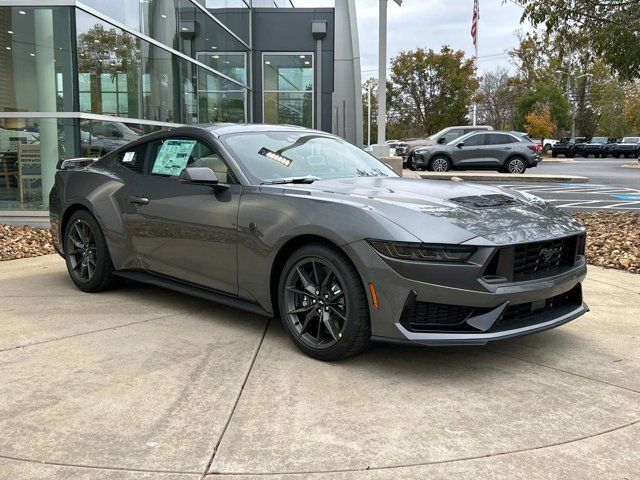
top-left (201, 123), bottom-right (325, 137)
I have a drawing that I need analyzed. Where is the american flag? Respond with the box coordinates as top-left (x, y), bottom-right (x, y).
top-left (471, 0), bottom-right (479, 47)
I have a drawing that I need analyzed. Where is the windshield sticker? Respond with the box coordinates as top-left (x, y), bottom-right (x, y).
top-left (122, 151), bottom-right (136, 164)
top-left (152, 140), bottom-right (197, 175)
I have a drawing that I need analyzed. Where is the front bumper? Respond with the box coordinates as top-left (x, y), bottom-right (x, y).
top-left (344, 239), bottom-right (588, 346)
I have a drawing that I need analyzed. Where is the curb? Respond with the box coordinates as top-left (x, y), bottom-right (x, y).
top-left (416, 172), bottom-right (589, 183)
top-left (621, 163), bottom-right (640, 169)
top-left (540, 158), bottom-right (576, 163)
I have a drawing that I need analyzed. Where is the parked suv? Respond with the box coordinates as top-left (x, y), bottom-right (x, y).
top-left (412, 130), bottom-right (541, 173)
top-left (551, 137), bottom-right (586, 158)
top-left (403, 125), bottom-right (493, 167)
top-left (579, 137), bottom-right (617, 158)
top-left (611, 137), bottom-right (640, 158)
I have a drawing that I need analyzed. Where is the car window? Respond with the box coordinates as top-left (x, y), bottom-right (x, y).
top-left (440, 129), bottom-right (464, 144)
top-left (461, 133), bottom-right (486, 146)
top-left (486, 133), bottom-right (518, 145)
top-left (117, 143), bottom-right (148, 174)
top-left (148, 138), bottom-right (230, 183)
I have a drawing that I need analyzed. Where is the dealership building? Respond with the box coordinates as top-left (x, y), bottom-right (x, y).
top-left (0, 0), bottom-right (361, 221)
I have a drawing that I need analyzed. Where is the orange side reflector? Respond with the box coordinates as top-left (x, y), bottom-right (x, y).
top-left (368, 282), bottom-right (379, 310)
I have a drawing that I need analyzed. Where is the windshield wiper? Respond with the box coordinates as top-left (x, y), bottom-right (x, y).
top-left (261, 176), bottom-right (320, 185)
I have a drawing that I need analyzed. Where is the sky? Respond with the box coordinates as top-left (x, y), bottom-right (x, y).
top-left (293, 0), bottom-right (529, 79)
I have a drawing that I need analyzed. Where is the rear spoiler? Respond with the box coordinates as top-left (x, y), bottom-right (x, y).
top-left (58, 157), bottom-right (98, 170)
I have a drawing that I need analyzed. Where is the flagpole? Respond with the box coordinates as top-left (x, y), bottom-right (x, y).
top-left (472, 0), bottom-right (478, 126)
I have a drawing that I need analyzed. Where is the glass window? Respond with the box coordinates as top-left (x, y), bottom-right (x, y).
top-left (462, 134), bottom-right (485, 147)
top-left (263, 55), bottom-right (313, 128)
top-left (486, 134), bottom-right (518, 145)
top-left (76, 10), bottom-right (248, 124)
top-left (80, 120), bottom-right (164, 159)
top-left (117, 143), bottom-right (148, 175)
top-left (197, 52), bottom-right (246, 84)
top-left (82, 0), bottom-right (249, 70)
top-left (0, 7), bottom-right (75, 113)
top-left (0, 117), bottom-right (79, 211)
top-left (148, 138), bottom-right (229, 182)
top-left (201, 0), bottom-right (250, 45)
top-left (221, 131), bottom-right (397, 184)
top-left (442, 129), bottom-right (464, 144)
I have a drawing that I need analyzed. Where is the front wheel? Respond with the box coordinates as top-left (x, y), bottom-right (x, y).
top-left (505, 157), bottom-right (527, 174)
top-left (429, 156), bottom-right (451, 172)
top-left (278, 244), bottom-right (371, 361)
top-left (64, 210), bottom-right (118, 292)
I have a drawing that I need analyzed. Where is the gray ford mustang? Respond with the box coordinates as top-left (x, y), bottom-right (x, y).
top-left (50, 124), bottom-right (588, 360)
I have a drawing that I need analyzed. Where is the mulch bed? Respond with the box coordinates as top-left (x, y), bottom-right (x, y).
top-left (0, 225), bottom-right (56, 261)
top-left (1, 213), bottom-right (639, 274)
top-left (573, 212), bottom-right (640, 274)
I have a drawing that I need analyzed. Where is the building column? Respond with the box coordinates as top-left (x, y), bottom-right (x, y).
top-left (35, 8), bottom-right (58, 208)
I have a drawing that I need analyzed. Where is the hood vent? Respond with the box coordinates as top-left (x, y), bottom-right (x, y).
top-left (450, 194), bottom-right (520, 208)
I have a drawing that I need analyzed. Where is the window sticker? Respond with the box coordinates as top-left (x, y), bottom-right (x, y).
top-left (151, 139), bottom-right (197, 176)
top-left (122, 151), bottom-right (136, 163)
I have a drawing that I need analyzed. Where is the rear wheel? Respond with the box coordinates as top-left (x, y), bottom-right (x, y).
top-left (613, 152), bottom-right (620, 158)
top-left (552, 151), bottom-right (558, 158)
top-left (64, 210), bottom-right (118, 292)
top-left (278, 243), bottom-right (370, 361)
top-left (429, 156), bottom-right (450, 172)
top-left (505, 156), bottom-right (527, 174)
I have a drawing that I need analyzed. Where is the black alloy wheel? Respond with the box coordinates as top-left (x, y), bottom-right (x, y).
top-left (67, 218), bottom-right (97, 282)
top-left (279, 244), bottom-right (370, 361)
top-left (64, 210), bottom-right (118, 292)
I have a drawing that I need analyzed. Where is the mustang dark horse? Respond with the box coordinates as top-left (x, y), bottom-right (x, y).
top-left (50, 124), bottom-right (588, 360)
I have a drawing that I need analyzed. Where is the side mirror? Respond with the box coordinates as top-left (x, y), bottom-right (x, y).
top-left (437, 137), bottom-right (447, 144)
top-left (179, 167), bottom-right (228, 190)
top-left (456, 142), bottom-right (465, 148)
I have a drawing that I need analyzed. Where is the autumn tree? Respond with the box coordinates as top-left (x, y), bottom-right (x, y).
top-left (388, 46), bottom-right (478, 138)
top-left (524, 103), bottom-right (557, 140)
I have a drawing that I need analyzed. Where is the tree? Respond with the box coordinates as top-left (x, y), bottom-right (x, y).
top-left (524, 103), bottom-right (557, 139)
top-left (514, 0), bottom-right (640, 79)
top-left (476, 68), bottom-right (522, 130)
top-left (388, 46), bottom-right (479, 138)
top-left (516, 80), bottom-right (570, 136)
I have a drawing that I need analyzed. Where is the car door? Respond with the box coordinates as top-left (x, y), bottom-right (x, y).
top-left (128, 135), bottom-right (241, 295)
top-left (453, 132), bottom-right (488, 167)
top-left (484, 133), bottom-right (519, 165)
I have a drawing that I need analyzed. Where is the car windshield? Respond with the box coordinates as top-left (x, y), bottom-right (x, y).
top-left (221, 131), bottom-right (397, 184)
top-left (591, 137), bottom-right (607, 143)
top-left (622, 137), bottom-right (639, 143)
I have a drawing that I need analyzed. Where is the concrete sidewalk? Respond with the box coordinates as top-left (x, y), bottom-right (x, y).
top-left (0, 255), bottom-right (638, 479)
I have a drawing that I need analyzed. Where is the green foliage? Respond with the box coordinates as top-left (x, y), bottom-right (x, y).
top-left (388, 46), bottom-right (479, 138)
top-left (516, 81), bottom-right (570, 135)
top-left (514, 0), bottom-right (640, 80)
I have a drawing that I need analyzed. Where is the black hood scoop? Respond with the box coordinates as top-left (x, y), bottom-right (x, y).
top-left (450, 194), bottom-right (521, 208)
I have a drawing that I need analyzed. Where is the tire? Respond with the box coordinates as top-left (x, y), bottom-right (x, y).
top-left (613, 152), bottom-right (620, 158)
top-left (505, 156), bottom-right (527, 174)
top-left (278, 243), bottom-right (371, 361)
top-left (552, 151), bottom-right (558, 158)
top-left (568, 151), bottom-right (575, 158)
top-left (429, 156), bottom-right (451, 172)
top-left (64, 209), bottom-right (118, 293)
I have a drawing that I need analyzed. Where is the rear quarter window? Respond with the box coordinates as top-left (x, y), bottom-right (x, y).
top-left (117, 144), bottom-right (147, 174)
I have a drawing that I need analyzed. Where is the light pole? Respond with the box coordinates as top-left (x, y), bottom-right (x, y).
top-left (375, 0), bottom-right (402, 155)
top-left (367, 82), bottom-right (372, 146)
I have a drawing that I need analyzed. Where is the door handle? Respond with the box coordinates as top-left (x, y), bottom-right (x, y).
top-left (128, 195), bottom-right (149, 205)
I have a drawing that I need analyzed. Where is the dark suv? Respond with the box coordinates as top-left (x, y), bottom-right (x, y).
top-left (611, 137), bottom-right (640, 158)
top-left (579, 137), bottom-right (617, 158)
top-left (551, 137), bottom-right (586, 158)
top-left (412, 130), bottom-right (540, 173)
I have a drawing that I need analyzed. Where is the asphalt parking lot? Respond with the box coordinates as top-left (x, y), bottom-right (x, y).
top-left (496, 157), bottom-right (640, 211)
top-left (1, 255), bottom-right (639, 479)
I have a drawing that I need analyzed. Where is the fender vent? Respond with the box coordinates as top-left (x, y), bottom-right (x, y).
top-left (450, 194), bottom-right (520, 208)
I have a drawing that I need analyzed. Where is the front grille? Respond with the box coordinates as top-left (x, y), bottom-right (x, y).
top-left (512, 236), bottom-right (578, 281)
top-left (491, 284), bottom-right (583, 332)
top-left (402, 301), bottom-right (474, 332)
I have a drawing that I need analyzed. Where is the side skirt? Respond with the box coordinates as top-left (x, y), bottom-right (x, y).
top-left (114, 270), bottom-right (273, 318)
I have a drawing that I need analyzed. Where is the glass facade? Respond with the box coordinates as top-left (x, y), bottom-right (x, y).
top-left (263, 54), bottom-right (313, 128)
top-left (0, 1), bottom-right (251, 211)
top-left (0, 2), bottom-right (328, 213)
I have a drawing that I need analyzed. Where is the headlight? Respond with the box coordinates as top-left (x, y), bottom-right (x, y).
top-left (367, 240), bottom-right (475, 262)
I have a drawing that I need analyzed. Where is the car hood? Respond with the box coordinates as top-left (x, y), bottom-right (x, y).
top-left (262, 177), bottom-right (585, 245)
